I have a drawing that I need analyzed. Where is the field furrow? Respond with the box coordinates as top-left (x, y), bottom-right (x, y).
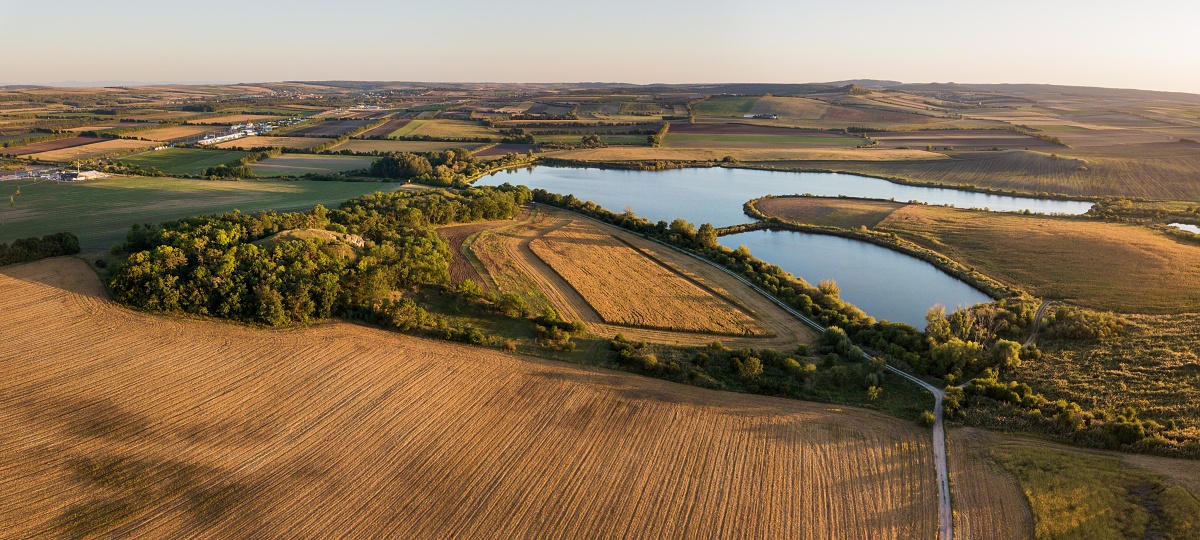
top-left (0, 257), bottom-right (934, 539)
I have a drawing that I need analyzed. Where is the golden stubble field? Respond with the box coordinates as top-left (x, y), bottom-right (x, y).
top-left (0, 257), bottom-right (936, 539)
top-left (529, 221), bottom-right (766, 336)
top-left (470, 208), bottom-right (817, 348)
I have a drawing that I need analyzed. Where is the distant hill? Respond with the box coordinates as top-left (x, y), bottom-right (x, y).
top-left (822, 79), bottom-right (903, 89)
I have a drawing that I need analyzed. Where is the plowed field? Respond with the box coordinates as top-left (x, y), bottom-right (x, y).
top-left (0, 257), bottom-right (936, 539)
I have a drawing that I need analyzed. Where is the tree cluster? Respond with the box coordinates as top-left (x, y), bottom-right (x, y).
top-left (107, 186), bottom-right (532, 327)
top-left (0, 232), bottom-right (80, 266)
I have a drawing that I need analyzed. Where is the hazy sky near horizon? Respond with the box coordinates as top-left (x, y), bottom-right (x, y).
top-left (4, 0), bottom-right (1199, 94)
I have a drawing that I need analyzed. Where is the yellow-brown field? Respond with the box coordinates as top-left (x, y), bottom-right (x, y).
top-left (470, 207), bottom-right (816, 348)
top-left (530, 221), bottom-right (766, 336)
top-left (135, 125), bottom-right (221, 142)
top-left (542, 146), bottom-right (947, 162)
top-left (329, 139), bottom-right (487, 153)
top-left (946, 429), bottom-right (1033, 539)
top-left (213, 136), bottom-right (326, 150)
top-left (24, 139), bottom-right (158, 162)
top-left (189, 114), bottom-right (284, 125)
top-left (754, 197), bottom-right (1200, 313)
top-left (0, 257), bottom-right (936, 539)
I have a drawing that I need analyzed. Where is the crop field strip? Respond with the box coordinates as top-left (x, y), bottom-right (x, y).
top-left (329, 139), bottom-right (486, 154)
top-left (248, 155), bottom-right (375, 177)
top-left (0, 257), bottom-right (936, 539)
top-left (213, 136), bottom-right (327, 151)
top-left (764, 143), bottom-right (1200, 200)
top-left (472, 209), bottom-right (817, 348)
top-left (754, 197), bottom-right (1200, 313)
top-left (135, 125), bottom-right (223, 142)
top-left (285, 119), bottom-right (371, 138)
top-left (0, 177), bottom-right (397, 251)
top-left (26, 139), bottom-right (159, 162)
top-left (356, 118), bottom-right (410, 138)
top-left (3, 136), bottom-right (99, 156)
top-left (529, 221), bottom-right (766, 336)
top-left (115, 148), bottom-right (249, 175)
top-left (436, 214), bottom-right (529, 291)
top-left (542, 146), bottom-right (946, 162)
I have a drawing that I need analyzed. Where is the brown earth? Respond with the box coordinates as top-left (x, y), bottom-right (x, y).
top-left (355, 118), bottom-right (410, 138)
top-left (287, 120), bottom-right (372, 138)
top-left (3, 136), bottom-right (100, 156)
top-left (0, 256), bottom-right (936, 539)
top-left (867, 130), bottom-right (1058, 150)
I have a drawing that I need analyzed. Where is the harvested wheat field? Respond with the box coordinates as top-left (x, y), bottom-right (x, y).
top-left (0, 257), bottom-right (936, 539)
top-left (27, 139), bottom-right (158, 162)
top-left (946, 429), bottom-right (1033, 540)
top-left (472, 207), bottom-right (816, 348)
top-left (530, 220), bottom-right (766, 336)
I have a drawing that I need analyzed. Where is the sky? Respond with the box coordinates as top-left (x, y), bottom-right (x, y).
top-left (4, 0), bottom-right (1199, 94)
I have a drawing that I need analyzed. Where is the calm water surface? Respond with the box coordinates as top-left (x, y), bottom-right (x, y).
top-left (476, 166), bottom-right (1086, 326)
top-left (1170, 223), bottom-right (1200, 234)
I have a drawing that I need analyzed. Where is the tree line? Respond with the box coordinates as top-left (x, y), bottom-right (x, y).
top-left (107, 186), bottom-right (533, 327)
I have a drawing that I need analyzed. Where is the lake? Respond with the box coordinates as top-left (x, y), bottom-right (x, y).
top-left (477, 166), bottom-right (1087, 326)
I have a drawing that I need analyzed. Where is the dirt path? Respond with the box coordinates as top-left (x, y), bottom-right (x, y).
top-left (1023, 300), bottom-right (1054, 347)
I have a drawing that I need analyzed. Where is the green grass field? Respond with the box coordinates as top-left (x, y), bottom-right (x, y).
top-left (691, 96), bottom-right (759, 117)
top-left (994, 441), bottom-right (1200, 539)
top-left (389, 120), bottom-right (425, 137)
top-left (0, 177), bottom-right (399, 252)
top-left (114, 148), bottom-right (249, 176)
top-left (249, 155), bottom-right (376, 177)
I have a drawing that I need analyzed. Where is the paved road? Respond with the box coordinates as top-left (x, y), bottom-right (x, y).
top-left (551, 204), bottom-right (955, 539)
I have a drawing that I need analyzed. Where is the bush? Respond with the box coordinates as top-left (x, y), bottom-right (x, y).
top-left (920, 410), bottom-right (936, 427)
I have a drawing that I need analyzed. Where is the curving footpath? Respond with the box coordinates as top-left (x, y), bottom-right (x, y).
top-left (548, 204), bottom-right (955, 539)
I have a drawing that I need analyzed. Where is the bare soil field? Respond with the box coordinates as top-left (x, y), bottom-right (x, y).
top-left (0, 257), bottom-right (936, 539)
top-left (436, 216), bottom-right (526, 290)
top-left (472, 208), bottom-right (817, 348)
top-left (356, 118), bottom-right (410, 138)
top-left (474, 143), bottom-right (538, 158)
top-left (3, 136), bottom-right (99, 156)
top-left (214, 136), bottom-right (327, 151)
top-left (286, 119), bottom-right (371, 138)
top-left (329, 139), bottom-right (486, 154)
top-left (529, 220), bottom-right (767, 336)
top-left (867, 129), bottom-right (1058, 150)
top-left (27, 139), bottom-right (158, 162)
